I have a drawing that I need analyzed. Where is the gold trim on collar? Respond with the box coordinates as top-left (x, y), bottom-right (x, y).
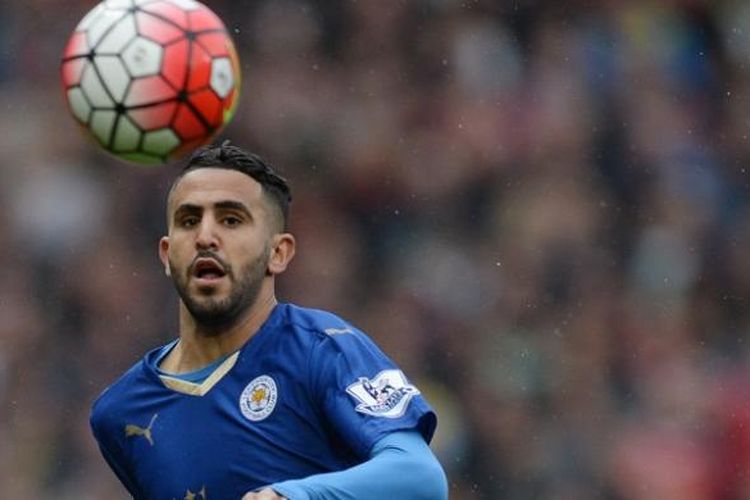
top-left (158, 351), bottom-right (240, 396)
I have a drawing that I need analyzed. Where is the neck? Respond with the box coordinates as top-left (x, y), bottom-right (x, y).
top-left (162, 286), bottom-right (277, 374)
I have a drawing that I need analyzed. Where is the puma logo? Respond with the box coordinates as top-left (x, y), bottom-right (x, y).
top-left (125, 413), bottom-right (158, 446)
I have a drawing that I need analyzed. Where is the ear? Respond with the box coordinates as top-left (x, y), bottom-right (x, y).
top-left (268, 233), bottom-right (296, 275)
top-left (159, 236), bottom-right (171, 276)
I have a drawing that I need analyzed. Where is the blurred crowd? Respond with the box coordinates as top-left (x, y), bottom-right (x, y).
top-left (3, 0), bottom-right (750, 498)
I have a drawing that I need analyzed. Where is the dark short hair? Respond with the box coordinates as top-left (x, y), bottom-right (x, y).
top-left (172, 141), bottom-right (292, 231)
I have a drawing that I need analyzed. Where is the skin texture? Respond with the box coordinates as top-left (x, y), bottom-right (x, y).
top-left (158, 168), bottom-right (294, 498)
top-left (158, 167), bottom-right (295, 382)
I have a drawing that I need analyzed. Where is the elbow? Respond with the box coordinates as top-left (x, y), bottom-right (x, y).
top-left (411, 453), bottom-right (449, 500)
top-left (429, 457), bottom-right (449, 500)
top-left (427, 461), bottom-right (449, 500)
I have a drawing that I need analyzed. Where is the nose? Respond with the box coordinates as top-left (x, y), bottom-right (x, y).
top-left (195, 218), bottom-right (219, 250)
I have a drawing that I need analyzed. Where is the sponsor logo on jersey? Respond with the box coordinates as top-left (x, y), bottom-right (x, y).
top-left (239, 375), bottom-right (278, 422)
top-left (346, 369), bottom-right (419, 418)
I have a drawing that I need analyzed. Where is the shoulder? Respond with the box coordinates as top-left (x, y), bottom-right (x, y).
top-left (274, 303), bottom-right (390, 369)
top-left (282, 303), bottom-right (354, 334)
top-left (280, 303), bottom-right (367, 344)
top-left (279, 303), bottom-right (397, 372)
top-left (90, 354), bottom-right (152, 433)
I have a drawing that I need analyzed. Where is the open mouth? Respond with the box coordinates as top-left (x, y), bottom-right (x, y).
top-left (191, 258), bottom-right (227, 282)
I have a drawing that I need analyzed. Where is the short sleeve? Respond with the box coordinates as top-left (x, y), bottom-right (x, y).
top-left (90, 398), bottom-right (141, 497)
top-left (309, 329), bottom-right (437, 459)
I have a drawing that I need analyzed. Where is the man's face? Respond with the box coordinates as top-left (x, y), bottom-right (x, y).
top-left (160, 168), bottom-right (277, 330)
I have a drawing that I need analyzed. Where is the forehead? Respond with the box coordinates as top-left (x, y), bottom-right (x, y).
top-left (169, 168), bottom-right (263, 210)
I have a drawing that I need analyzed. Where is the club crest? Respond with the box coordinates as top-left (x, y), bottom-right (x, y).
top-left (239, 375), bottom-right (278, 422)
top-left (346, 369), bottom-right (419, 418)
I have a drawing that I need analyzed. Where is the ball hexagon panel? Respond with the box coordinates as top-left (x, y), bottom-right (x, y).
top-left (62, 58), bottom-right (87, 87)
top-left (112, 116), bottom-right (141, 152)
top-left (196, 32), bottom-right (231, 57)
top-left (187, 6), bottom-right (223, 31)
top-left (97, 14), bottom-right (137, 53)
top-left (188, 88), bottom-right (222, 127)
top-left (122, 37), bottom-right (163, 78)
top-left (90, 109), bottom-right (118, 145)
top-left (160, 39), bottom-right (189, 88)
top-left (136, 11), bottom-right (184, 44)
top-left (209, 57), bottom-right (233, 98)
top-left (80, 65), bottom-right (114, 108)
top-left (63, 31), bottom-right (89, 59)
top-left (125, 75), bottom-right (176, 106)
top-left (173, 104), bottom-right (206, 140)
top-left (129, 101), bottom-right (178, 130)
top-left (143, 128), bottom-right (181, 156)
top-left (77, 3), bottom-right (106, 32)
top-left (95, 55), bottom-right (130, 102)
top-left (187, 44), bottom-right (211, 91)
top-left (87, 9), bottom-right (126, 49)
top-left (140, 2), bottom-right (189, 30)
top-left (67, 87), bottom-right (92, 123)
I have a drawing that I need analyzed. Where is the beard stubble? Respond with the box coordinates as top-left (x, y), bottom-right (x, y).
top-left (170, 245), bottom-right (271, 334)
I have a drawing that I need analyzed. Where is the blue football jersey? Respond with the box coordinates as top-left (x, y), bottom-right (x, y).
top-left (90, 303), bottom-right (437, 499)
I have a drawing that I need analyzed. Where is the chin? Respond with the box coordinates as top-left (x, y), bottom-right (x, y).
top-left (192, 295), bottom-right (229, 310)
top-left (187, 303), bottom-right (237, 328)
top-left (192, 281), bottom-right (228, 296)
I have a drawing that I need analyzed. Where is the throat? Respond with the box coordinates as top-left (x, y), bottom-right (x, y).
top-left (157, 343), bottom-right (231, 383)
top-left (158, 338), bottom-right (228, 375)
top-left (174, 293), bottom-right (278, 369)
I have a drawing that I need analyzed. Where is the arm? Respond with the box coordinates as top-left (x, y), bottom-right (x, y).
top-left (97, 442), bottom-right (141, 498)
top-left (243, 430), bottom-right (448, 500)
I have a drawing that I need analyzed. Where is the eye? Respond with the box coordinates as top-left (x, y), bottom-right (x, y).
top-left (179, 215), bottom-right (200, 228)
top-left (222, 215), bottom-right (242, 227)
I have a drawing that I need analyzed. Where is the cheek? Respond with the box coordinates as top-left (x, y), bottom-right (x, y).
top-left (166, 239), bottom-right (191, 267)
top-left (236, 241), bottom-right (271, 267)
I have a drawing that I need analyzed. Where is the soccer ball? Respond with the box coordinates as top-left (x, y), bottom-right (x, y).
top-left (61, 0), bottom-right (241, 165)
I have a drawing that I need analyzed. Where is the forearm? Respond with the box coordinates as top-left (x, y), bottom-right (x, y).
top-left (270, 431), bottom-right (447, 500)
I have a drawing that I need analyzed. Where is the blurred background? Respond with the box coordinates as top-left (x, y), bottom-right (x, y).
top-left (4, 0), bottom-right (750, 498)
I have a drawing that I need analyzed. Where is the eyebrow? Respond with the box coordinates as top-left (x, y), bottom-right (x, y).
top-left (213, 200), bottom-right (252, 218)
top-left (172, 201), bottom-right (253, 221)
top-left (173, 203), bottom-right (202, 220)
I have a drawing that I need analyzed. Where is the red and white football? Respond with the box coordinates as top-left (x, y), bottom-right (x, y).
top-left (61, 0), bottom-right (241, 164)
